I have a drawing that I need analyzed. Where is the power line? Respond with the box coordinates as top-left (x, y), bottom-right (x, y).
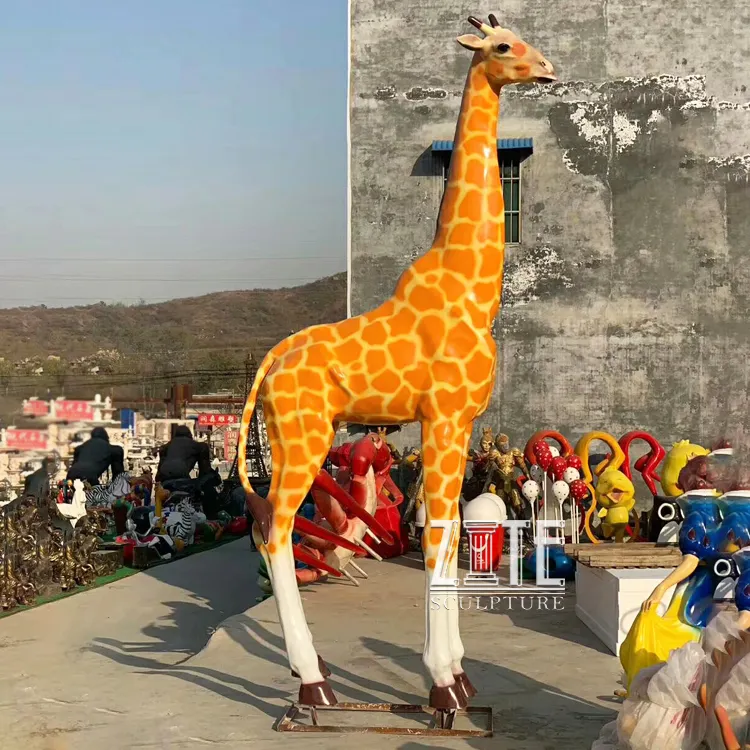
top-left (0, 275), bottom-right (340, 283)
top-left (1, 368), bottom-right (251, 395)
top-left (0, 256), bottom-right (344, 263)
top-left (1, 366), bottom-right (248, 384)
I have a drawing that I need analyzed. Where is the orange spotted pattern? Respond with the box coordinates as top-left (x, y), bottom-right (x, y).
top-left (237, 51), bottom-right (506, 573)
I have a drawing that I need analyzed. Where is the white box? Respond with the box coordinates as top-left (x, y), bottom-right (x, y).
top-left (575, 565), bottom-right (675, 656)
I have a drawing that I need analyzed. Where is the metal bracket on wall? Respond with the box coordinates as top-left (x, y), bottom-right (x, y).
top-left (274, 702), bottom-right (493, 737)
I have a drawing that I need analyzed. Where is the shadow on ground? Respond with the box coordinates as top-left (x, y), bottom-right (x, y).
top-left (87, 538), bottom-right (294, 717)
top-left (86, 539), bottom-right (616, 747)
top-left (360, 636), bottom-right (615, 750)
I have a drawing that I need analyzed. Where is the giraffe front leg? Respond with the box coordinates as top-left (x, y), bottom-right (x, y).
top-left (421, 419), bottom-right (473, 710)
top-left (446, 521), bottom-right (477, 700)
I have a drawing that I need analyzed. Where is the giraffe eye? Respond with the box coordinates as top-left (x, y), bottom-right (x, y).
top-left (496, 43), bottom-right (511, 53)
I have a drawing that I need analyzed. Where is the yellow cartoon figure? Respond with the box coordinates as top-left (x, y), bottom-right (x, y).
top-left (576, 431), bottom-right (641, 543)
top-left (595, 466), bottom-right (636, 543)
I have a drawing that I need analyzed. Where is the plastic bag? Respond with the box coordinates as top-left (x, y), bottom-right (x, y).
top-left (597, 609), bottom-right (749, 750)
top-left (616, 643), bottom-right (706, 750)
top-left (646, 642), bottom-right (704, 709)
top-left (625, 702), bottom-right (705, 750)
top-left (591, 719), bottom-right (621, 749)
top-left (711, 652), bottom-right (750, 750)
top-left (607, 644), bottom-right (705, 750)
top-left (628, 663), bottom-right (664, 701)
top-left (702, 610), bottom-right (742, 657)
top-left (620, 604), bottom-right (701, 692)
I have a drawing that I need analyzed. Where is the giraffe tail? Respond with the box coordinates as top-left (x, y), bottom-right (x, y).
top-left (238, 342), bottom-right (287, 544)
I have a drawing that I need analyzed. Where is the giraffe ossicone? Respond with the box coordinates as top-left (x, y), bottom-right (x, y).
top-left (237, 14), bottom-right (556, 711)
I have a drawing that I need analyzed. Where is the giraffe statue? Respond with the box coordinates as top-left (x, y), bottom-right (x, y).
top-left (238, 13), bottom-right (556, 711)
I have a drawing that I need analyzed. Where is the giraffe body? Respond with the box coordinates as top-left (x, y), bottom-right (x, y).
top-left (238, 14), bottom-right (556, 709)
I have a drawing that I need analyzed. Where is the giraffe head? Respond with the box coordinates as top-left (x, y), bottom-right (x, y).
top-left (457, 14), bottom-right (556, 88)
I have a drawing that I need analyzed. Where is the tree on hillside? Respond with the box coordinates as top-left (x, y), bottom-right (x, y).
top-left (0, 359), bottom-right (12, 396)
top-left (45, 358), bottom-right (69, 394)
top-left (194, 350), bottom-right (245, 393)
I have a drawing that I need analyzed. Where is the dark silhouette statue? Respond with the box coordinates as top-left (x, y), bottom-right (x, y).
top-left (67, 427), bottom-right (125, 486)
top-left (156, 425), bottom-right (211, 484)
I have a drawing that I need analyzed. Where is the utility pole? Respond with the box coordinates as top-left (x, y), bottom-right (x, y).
top-left (225, 353), bottom-right (268, 482)
top-left (244, 353), bottom-right (252, 399)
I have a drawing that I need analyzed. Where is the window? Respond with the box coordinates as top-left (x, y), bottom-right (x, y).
top-left (432, 139), bottom-right (532, 245)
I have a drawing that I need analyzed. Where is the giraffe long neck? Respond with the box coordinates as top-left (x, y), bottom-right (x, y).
top-left (393, 55), bottom-right (505, 330)
top-left (434, 56), bottom-right (502, 248)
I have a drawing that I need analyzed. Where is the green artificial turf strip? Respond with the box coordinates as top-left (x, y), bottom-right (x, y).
top-left (0, 565), bottom-right (139, 619)
top-left (0, 534), bottom-right (247, 618)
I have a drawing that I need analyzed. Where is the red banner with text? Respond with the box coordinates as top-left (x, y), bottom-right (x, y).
top-left (5, 429), bottom-right (50, 452)
top-left (54, 400), bottom-right (95, 421)
top-left (224, 430), bottom-right (240, 461)
top-left (23, 399), bottom-right (50, 417)
top-left (197, 413), bottom-right (240, 427)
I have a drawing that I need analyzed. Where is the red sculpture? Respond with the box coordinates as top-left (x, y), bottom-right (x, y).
top-left (292, 430), bottom-right (407, 585)
top-left (618, 431), bottom-right (666, 497)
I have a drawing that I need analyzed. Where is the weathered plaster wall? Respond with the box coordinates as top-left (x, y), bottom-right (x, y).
top-left (349, 0), bottom-right (750, 448)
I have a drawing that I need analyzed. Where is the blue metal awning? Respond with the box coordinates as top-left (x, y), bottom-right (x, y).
top-left (432, 138), bottom-right (533, 151)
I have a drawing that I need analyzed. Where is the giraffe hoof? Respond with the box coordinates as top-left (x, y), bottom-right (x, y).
top-left (291, 655), bottom-right (331, 679)
top-left (453, 672), bottom-right (477, 699)
top-left (429, 683), bottom-right (468, 710)
top-left (298, 679), bottom-right (338, 707)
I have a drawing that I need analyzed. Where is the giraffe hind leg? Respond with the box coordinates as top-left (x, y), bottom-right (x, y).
top-left (258, 413), bottom-right (337, 705)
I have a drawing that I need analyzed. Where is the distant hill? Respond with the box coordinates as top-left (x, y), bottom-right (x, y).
top-left (0, 273), bottom-right (347, 417)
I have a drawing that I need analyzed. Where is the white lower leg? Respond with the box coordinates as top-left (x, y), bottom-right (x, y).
top-left (423, 577), bottom-right (458, 687)
top-left (446, 553), bottom-right (465, 674)
top-left (265, 541), bottom-right (324, 684)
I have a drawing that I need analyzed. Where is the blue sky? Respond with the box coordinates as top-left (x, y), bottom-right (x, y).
top-left (0, 0), bottom-right (347, 307)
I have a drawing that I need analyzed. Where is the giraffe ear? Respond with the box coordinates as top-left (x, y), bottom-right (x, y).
top-left (456, 34), bottom-right (484, 51)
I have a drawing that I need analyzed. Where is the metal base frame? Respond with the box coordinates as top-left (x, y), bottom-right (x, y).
top-left (274, 702), bottom-right (493, 737)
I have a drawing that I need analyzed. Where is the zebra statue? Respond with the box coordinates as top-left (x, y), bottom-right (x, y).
top-left (165, 498), bottom-right (197, 549)
top-left (84, 473), bottom-right (132, 510)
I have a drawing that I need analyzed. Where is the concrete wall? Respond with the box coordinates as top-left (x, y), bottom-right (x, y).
top-left (349, 0), bottom-right (750, 450)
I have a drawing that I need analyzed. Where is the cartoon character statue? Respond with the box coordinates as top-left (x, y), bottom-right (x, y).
top-left (660, 440), bottom-right (710, 496)
top-left (593, 467), bottom-right (636, 543)
top-left (595, 608), bottom-right (750, 750)
top-left (620, 477), bottom-right (750, 693)
top-left (401, 447), bottom-right (424, 524)
top-left (463, 427), bottom-right (496, 502)
top-left (483, 433), bottom-right (529, 518)
top-left (575, 431), bottom-right (641, 544)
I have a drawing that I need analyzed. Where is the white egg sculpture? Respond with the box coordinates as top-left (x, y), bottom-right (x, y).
top-left (552, 480), bottom-right (570, 502)
top-left (521, 479), bottom-right (541, 502)
top-left (563, 467), bottom-right (581, 484)
top-left (548, 445), bottom-right (560, 458)
top-left (464, 493), bottom-right (507, 523)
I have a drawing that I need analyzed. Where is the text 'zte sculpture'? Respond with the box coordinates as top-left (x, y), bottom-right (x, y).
top-left (238, 14), bottom-right (556, 711)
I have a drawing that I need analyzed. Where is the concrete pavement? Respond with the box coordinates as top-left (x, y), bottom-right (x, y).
top-left (0, 540), bottom-right (620, 749)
